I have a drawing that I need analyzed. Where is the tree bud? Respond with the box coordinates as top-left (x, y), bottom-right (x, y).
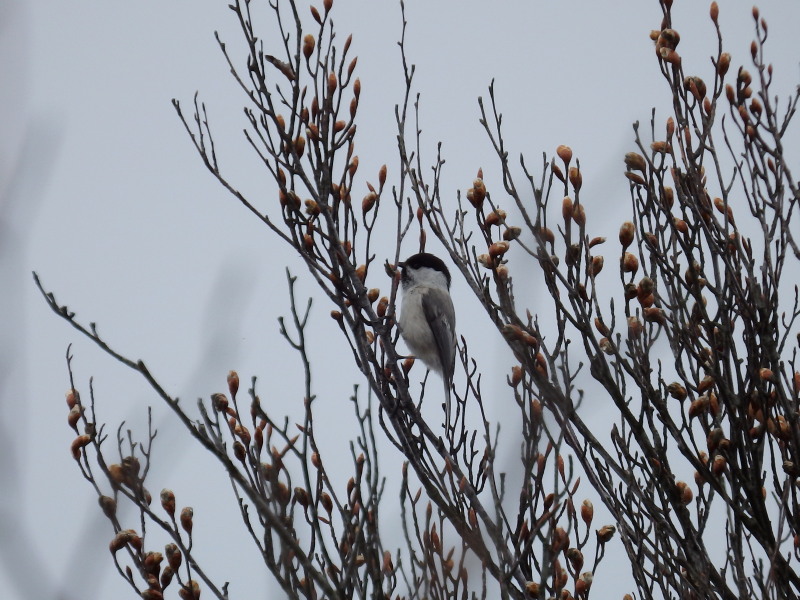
top-left (303, 34), bottom-right (315, 59)
top-left (621, 252), bottom-right (639, 274)
top-left (180, 507), bottom-right (193, 534)
top-left (485, 208), bottom-right (506, 226)
top-left (568, 166), bottom-right (582, 191)
top-left (161, 489), bottom-right (176, 517)
top-left (556, 144), bottom-right (572, 165)
top-left (596, 525), bottom-right (616, 543)
top-left (581, 499), bottom-right (594, 525)
top-left (624, 152), bottom-right (646, 172)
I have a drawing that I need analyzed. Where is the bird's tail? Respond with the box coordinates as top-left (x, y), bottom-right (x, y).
top-left (444, 377), bottom-right (452, 431)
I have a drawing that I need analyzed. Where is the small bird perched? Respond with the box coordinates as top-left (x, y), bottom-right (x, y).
top-left (398, 252), bottom-right (457, 427)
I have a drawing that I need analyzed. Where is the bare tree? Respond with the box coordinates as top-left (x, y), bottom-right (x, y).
top-left (36, 0), bottom-right (800, 598)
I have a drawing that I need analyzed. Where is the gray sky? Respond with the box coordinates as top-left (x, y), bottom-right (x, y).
top-left (4, 0), bottom-right (799, 598)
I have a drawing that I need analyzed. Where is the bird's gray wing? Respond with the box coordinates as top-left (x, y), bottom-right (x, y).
top-left (420, 288), bottom-right (456, 380)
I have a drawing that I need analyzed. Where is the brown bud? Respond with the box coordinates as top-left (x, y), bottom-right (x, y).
top-left (98, 495), bottom-right (116, 519)
top-left (362, 191), bottom-right (377, 214)
top-left (160, 489), bottom-right (176, 517)
top-left (377, 296), bottom-right (389, 318)
top-left (302, 34), bottom-right (315, 60)
top-left (503, 226), bottom-right (522, 241)
top-left (667, 382), bottom-right (687, 401)
top-left (568, 166), bottom-right (582, 191)
top-left (712, 454), bottom-right (726, 475)
top-left (70, 435), bottom-right (91, 460)
top-left (180, 507), bottom-right (193, 534)
top-left (470, 178), bottom-right (487, 208)
top-left (590, 255), bottom-right (604, 277)
top-left (556, 144), bottom-right (572, 165)
top-left (658, 28), bottom-right (681, 50)
top-left (581, 499), bottom-right (594, 525)
top-left (710, 1), bottom-right (719, 22)
top-left (509, 365), bottom-right (523, 387)
top-left (227, 371), bottom-right (239, 399)
top-left (684, 76), bottom-right (707, 101)
top-left (688, 395), bottom-right (709, 418)
top-left (321, 491), bottom-right (333, 513)
top-left (539, 226), bottom-right (555, 246)
top-left (66, 388), bottom-right (78, 409)
top-left (625, 171), bottom-right (646, 186)
top-left (594, 317), bottom-right (609, 337)
top-left (382, 550), bottom-right (394, 574)
top-left (621, 252), bottom-right (639, 274)
top-left (68, 405), bottom-right (82, 429)
top-left (717, 52), bottom-right (731, 77)
top-left (562, 196), bottom-right (573, 221)
top-left (294, 136), bottom-right (306, 157)
top-left (355, 264), bottom-right (367, 282)
top-left (619, 221), bottom-right (635, 249)
top-left (485, 208), bottom-right (506, 226)
top-left (596, 525), bottom-right (616, 543)
top-left (572, 203), bottom-right (586, 227)
top-left (525, 582), bottom-right (540, 596)
top-left (659, 47), bottom-right (681, 66)
top-left (489, 241), bottom-right (510, 258)
top-left (178, 580), bottom-right (200, 600)
top-left (697, 375), bottom-right (715, 394)
top-left (627, 316), bottom-right (643, 339)
top-left (643, 307), bottom-right (665, 324)
top-left (624, 152), bottom-right (646, 172)
top-left (576, 572), bottom-right (593, 595)
top-left (109, 530), bottom-right (133, 553)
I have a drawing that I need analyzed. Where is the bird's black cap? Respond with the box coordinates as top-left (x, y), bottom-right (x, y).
top-left (401, 252), bottom-right (451, 288)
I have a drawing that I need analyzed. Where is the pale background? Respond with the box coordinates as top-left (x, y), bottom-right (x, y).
top-left (3, 0), bottom-right (798, 598)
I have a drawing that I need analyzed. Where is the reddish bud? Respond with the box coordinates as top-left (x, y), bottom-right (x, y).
top-left (362, 191), bottom-right (378, 214)
top-left (70, 435), bottom-right (91, 460)
top-left (568, 166), bottom-right (582, 191)
top-left (621, 252), bottom-right (639, 274)
top-left (624, 152), bottom-right (646, 172)
top-left (510, 365), bottom-right (523, 387)
top-left (627, 316), bottom-right (643, 339)
top-left (160, 489), bottom-right (176, 517)
top-left (180, 507), bottom-right (193, 534)
top-left (98, 495), bottom-right (116, 519)
top-left (302, 34), bottom-right (315, 60)
top-left (619, 221), bottom-right (635, 249)
top-left (667, 382), bottom-right (687, 401)
top-left (68, 405), bottom-right (82, 429)
top-left (562, 196), bottom-right (573, 221)
top-left (717, 52), bottom-right (731, 77)
top-left (625, 171), bottom-right (646, 186)
top-left (710, 1), bottom-right (719, 22)
top-left (596, 525), bottom-right (616, 543)
top-left (581, 499), bottom-right (594, 525)
top-left (572, 203), bottom-right (586, 227)
top-left (227, 371), bottom-right (239, 398)
top-left (556, 144), bottom-right (573, 165)
top-left (321, 491), bottom-right (333, 513)
top-left (488, 241), bottom-right (510, 258)
top-left (590, 255), bottom-right (604, 277)
top-left (382, 550), bottom-right (394, 574)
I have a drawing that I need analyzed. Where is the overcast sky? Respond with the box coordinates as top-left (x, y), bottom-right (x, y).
top-left (3, 1), bottom-right (799, 598)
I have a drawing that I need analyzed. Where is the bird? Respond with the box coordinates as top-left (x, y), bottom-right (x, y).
top-left (398, 252), bottom-right (457, 427)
